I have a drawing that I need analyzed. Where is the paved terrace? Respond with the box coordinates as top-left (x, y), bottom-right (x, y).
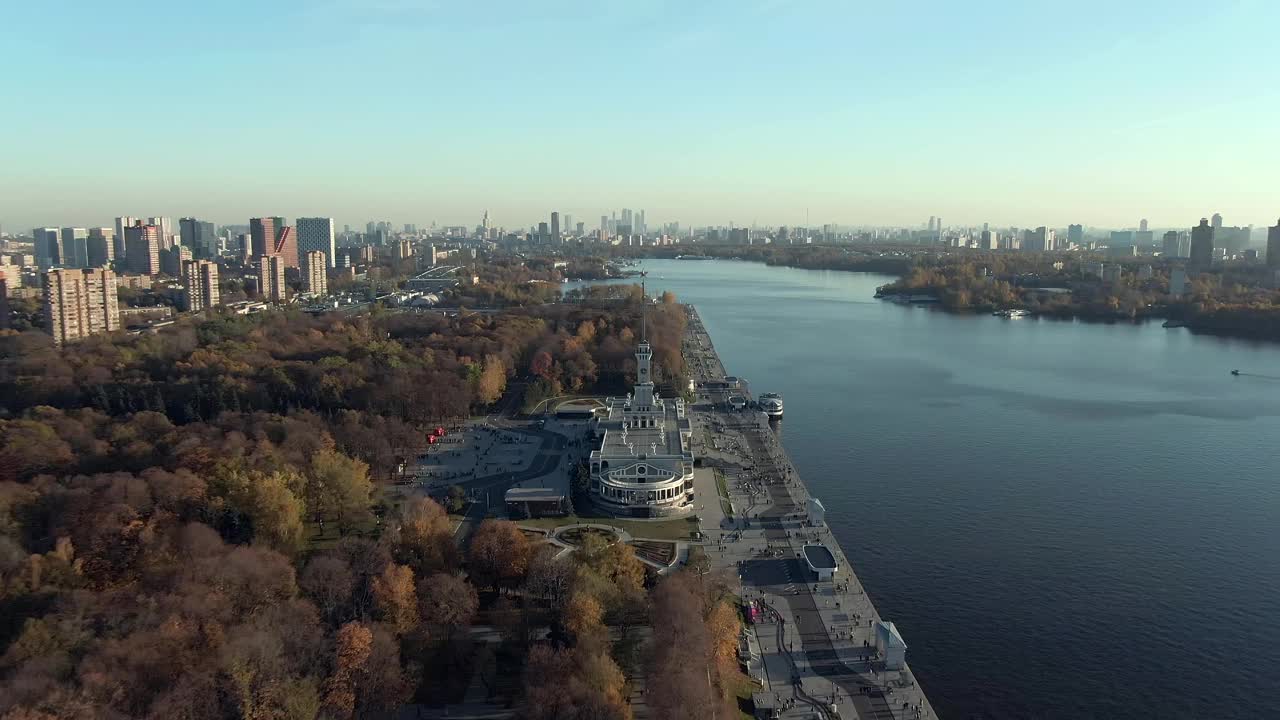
top-left (685, 307), bottom-right (939, 720)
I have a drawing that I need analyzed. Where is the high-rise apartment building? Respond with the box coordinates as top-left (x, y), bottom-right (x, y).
top-left (250, 217), bottom-right (298, 268)
top-left (296, 217), bottom-right (336, 267)
top-left (1022, 226), bottom-right (1054, 252)
top-left (42, 268), bottom-right (120, 345)
top-left (1139, 218), bottom-right (1149, 232)
top-left (87, 228), bottom-right (115, 267)
top-left (179, 217), bottom-right (218, 260)
top-left (250, 216), bottom-right (282, 258)
top-left (60, 228), bottom-right (89, 268)
top-left (181, 259), bottom-right (220, 312)
top-left (33, 228), bottom-right (60, 269)
top-left (1267, 220), bottom-right (1280, 270)
top-left (1211, 213), bottom-right (1223, 231)
top-left (147, 217), bottom-right (174, 249)
top-left (161, 245), bottom-right (193, 277)
top-left (124, 222), bottom-right (162, 275)
top-left (1162, 230), bottom-right (1181, 258)
top-left (113, 217), bottom-right (137, 260)
top-left (550, 212), bottom-right (561, 241)
top-left (1067, 224), bottom-right (1084, 246)
top-left (236, 233), bottom-right (253, 264)
top-left (257, 255), bottom-right (286, 303)
top-left (1189, 219), bottom-right (1215, 273)
top-left (302, 251), bottom-right (327, 295)
top-left (0, 270), bottom-right (9, 330)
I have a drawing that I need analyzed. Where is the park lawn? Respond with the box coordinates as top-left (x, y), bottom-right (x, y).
top-left (517, 513), bottom-right (698, 542)
top-left (714, 468), bottom-right (735, 517)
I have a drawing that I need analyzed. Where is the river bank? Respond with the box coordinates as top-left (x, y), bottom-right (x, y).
top-left (568, 258), bottom-right (1280, 719)
top-left (685, 306), bottom-right (938, 720)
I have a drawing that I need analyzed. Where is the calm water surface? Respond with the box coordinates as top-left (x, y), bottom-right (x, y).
top-left (573, 259), bottom-right (1280, 720)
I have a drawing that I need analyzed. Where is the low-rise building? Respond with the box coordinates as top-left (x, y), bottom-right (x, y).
top-left (504, 487), bottom-right (568, 519)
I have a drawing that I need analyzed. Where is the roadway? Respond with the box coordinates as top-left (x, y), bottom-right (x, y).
top-left (450, 426), bottom-right (568, 547)
top-left (450, 379), bottom-right (571, 547)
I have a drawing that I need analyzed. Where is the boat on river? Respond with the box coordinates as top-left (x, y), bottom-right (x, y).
top-left (759, 393), bottom-right (784, 418)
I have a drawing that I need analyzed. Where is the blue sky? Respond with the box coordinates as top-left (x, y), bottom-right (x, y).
top-left (3, 0), bottom-right (1278, 231)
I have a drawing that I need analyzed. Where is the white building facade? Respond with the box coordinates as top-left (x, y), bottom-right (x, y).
top-left (589, 340), bottom-right (695, 518)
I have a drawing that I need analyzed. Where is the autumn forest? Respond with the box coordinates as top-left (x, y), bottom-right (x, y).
top-left (0, 295), bottom-right (745, 719)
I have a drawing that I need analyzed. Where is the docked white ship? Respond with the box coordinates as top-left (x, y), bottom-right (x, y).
top-left (759, 392), bottom-right (784, 418)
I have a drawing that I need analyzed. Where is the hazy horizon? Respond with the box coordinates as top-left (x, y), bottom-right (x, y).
top-left (5, 0), bottom-right (1279, 231)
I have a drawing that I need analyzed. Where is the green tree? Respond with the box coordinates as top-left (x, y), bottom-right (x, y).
top-left (307, 449), bottom-right (373, 535)
top-left (244, 470), bottom-right (307, 555)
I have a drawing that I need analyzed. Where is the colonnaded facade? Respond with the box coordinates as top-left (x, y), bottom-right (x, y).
top-left (589, 339), bottom-right (695, 518)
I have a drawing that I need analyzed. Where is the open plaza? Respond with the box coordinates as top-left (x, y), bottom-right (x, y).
top-left (395, 306), bottom-right (937, 720)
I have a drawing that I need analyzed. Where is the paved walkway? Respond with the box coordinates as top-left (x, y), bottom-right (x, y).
top-left (686, 306), bottom-right (937, 720)
top-left (450, 425), bottom-right (569, 546)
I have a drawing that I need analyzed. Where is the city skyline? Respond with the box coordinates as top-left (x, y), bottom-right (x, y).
top-left (8, 211), bottom-right (1270, 240)
top-left (5, 0), bottom-right (1279, 229)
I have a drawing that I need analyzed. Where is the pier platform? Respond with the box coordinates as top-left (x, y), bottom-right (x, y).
top-left (684, 306), bottom-right (939, 720)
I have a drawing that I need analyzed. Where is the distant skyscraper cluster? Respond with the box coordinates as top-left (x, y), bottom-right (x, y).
top-left (12, 202), bottom-right (1278, 349)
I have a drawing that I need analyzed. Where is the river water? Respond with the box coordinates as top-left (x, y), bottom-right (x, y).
top-left (570, 259), bottom-right (1280, 719)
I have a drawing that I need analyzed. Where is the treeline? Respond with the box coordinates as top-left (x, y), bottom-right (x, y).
top-left (0, 455), bottom-right (740, 719)
top-left (875, 253), bottom-right (1280, 336)
top-left (0, 423), bottom-right (740, 718)
top-left (607, 243), bottom-right (913, 274)
top-left (0, 297), bottom-right (719, 719)
top-left (879, 258), bottom-right (1170, 318)
top-left (447, 256), bottom-right (564, 307)
top-left (0, 301), bottom-right (686, 427)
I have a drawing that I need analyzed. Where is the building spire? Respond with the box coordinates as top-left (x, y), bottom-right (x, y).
top-left (641, 280), bottom-right (647, 342)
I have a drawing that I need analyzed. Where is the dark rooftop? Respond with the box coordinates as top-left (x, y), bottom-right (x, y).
top-left (802, 544), bottom-right (838, 570)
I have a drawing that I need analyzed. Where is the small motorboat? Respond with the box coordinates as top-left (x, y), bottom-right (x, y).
top-left (1231, 369), bottom-right (1240, 376)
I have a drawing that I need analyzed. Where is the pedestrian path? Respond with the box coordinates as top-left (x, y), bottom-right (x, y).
top-left (685, 305), bottom-right (937, 720)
